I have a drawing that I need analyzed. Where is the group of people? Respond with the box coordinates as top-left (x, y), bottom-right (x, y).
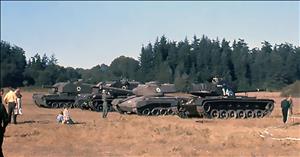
top-left (55, 89), bottom-right (109, 124)
top-left (4, 88), bottom-right (22, 125)
top-left (0, 88), bottom-right (23, 124)
top-left (56, 107), bottom-right (74, 124)
top-left (0, 88), bottom-right (23, 157)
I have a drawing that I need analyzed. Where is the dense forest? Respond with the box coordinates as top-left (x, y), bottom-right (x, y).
top-left (1, 35), bottom-right (300, 90)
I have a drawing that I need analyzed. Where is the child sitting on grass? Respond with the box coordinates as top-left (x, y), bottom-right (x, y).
top-left (56, 111), bottom-right (63, 123)
top-left (62, 107), bottom-right (74, 124)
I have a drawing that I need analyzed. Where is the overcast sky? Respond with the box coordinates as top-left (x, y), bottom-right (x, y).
top-left (1, 1), bottom-right (299, 69)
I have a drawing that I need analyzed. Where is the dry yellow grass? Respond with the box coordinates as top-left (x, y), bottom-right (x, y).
top-left (2, 91), bottom-right (300, 157)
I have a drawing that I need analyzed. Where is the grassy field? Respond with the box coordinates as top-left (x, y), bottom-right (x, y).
top-left (2, 91), bottom-right (300, 157)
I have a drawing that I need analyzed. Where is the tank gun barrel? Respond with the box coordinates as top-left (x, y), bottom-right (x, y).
top-left (99, 86), bottom-right (134, 95)
top-left (236, 88), bottom-right (266, 93)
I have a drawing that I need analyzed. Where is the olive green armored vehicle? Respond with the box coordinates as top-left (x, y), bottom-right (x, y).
top-left (110, 82), bottom-right (184, 116)
top-left (32, 81), bottom-right (93, 108)
top-left (75, 79), bottom-right (140, 112)
top-left (177, 78), bottom-right (274, 119)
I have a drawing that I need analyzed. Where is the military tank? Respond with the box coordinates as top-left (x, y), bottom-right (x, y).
top-left (75, 79), bottom-right (140, 112)
top-left (32, 81), bottom-right (93, 108)
top-left (177, 78), bottom-right (275, 119)
top-left (110, 82), bottom-right (184, 116)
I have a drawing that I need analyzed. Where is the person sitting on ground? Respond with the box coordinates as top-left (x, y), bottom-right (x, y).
top-left (56, 111), bottom-right (64, 123)
top-left (62, 107), bottom-right (74, 124)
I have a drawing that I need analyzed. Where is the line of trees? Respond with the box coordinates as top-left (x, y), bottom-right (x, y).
top-left (137, 36), bottom-right (300, 90)
top-left (1, 35), bottom-right (299, 90)
top-left (1, 41), bottom-right (81, 87)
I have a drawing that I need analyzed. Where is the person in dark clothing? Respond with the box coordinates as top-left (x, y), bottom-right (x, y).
top-left (102, 90), bottom-right (108, 118)
top-left (1, 89), bottom-right (9, 157)
top-left (281, 96), bottom-right (291, 123)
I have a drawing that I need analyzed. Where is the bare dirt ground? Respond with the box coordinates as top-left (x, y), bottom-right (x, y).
top-left (2, 91), bottom-right (300, 157)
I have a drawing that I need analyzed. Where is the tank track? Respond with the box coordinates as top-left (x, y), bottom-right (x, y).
top-left (136, 104), bottom-right (177, 116)
top-left (88, 100), bottom-right (114, 112)
top-left (45, 100), bottom-right (75, 108)
top-left (198, 99), bottom-right (274, 119)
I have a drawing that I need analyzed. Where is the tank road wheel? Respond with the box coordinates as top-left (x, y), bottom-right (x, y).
top-left (245, 110), bottom-right (255, 119)
top-left (67, 102), bottom-right (73, 108)
top-left (52, 102), bottom-right (59, 108)
top-left (203, 104), bottom-right (211, 112)
top-left (265, 102), bottom-right (274, 116)
top-left (95, 104), bottom-right (102, 112)
top-left (210, 109), bottom-right (219, 119)
top-left (69, 102), bottom-right (74, 108)
top-left (46, 101), bottom-right (52, 107)
top-left (59, 103), bottom-right (65, 108)
top-left (167, 108), bottom-right (174, 115)
top-left (79, 102), bottom-right (86, 110)
top-left (92, 102), bottom-right (101, 112)
top-left (98, 105), bottom-right (103, 112)
top-left (237, 110), bottom-right (246, 119)
top-left (151, 108), bottom-right (160, 116)
top-left (90, 102), bottom-right (98, 111)
top-left (227, 110), bottom-right (237, 119)
top-left (142, 108), bottom-right (151, 116)
top-left (73, 102), bottom-right (79, 108)
top-left (254, 109), bottom-right (263, 118)
top-left (219, 110), bottom-right (228, 119)
top-left (90, 104), bottom-right (96, 111)
top-left (177, 106), bottom-right (188, 118)
top-left (160, 109), bottom-right (167, 116)
top-left (178, 111), bottom-right (188, 119)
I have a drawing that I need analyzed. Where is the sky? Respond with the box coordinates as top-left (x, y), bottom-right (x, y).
top-left (1, 1), bottom-right (299, 69)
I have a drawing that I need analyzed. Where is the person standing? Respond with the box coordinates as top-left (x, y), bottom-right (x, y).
top-left (3, 88), bottom-right (18, 124)
top-left (281, 96), bottom-right (292, 123)
top-left (15, 88), bottom-right (23, 115)
top-left (0, 89), bottom-right (9, 157)
top-left (288, 95), bottom-right (293, 115)
top-left (102, 90), bottom-right (108, 118)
